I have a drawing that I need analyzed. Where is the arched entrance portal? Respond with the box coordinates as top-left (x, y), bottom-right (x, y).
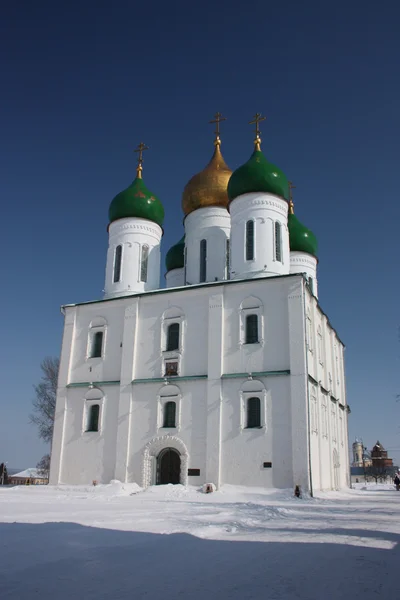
top-left (157, 448), bottom-right (181, 485)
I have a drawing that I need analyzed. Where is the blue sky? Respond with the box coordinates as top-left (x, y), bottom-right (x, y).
top-left (1, 1), bottom-right (399, 469)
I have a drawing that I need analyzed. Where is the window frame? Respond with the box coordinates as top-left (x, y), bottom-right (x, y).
top-left (162, 400), bottom-right (177, 428)
top-left (162, 314), bottom-right (184, 356)
top-left (245, 220), bottom-right (255, 261)
top-left (225, 238), bottom-right (230, 280)
top-left (317, 325), bottom-right (324, 366)
top-left (240, 389), bottom-right (267, 430)
top-left (245, 396), bottom-right (262, 428)
top-left (113, 244), bottom-right (123, 283)
top-left (83, 395), bottom-right (104, 434)
top-left (87, 323), bottom-right (106, 361)
top-left (274, 221), bottom-right (282, 263)
top-left (199, 239), bottom-right (207, 283)
top-left (157, 390), bottom-right (181, 431)
top-left (239, 300), bottom-right (264, 347)
top-left (306, 308), bottom-right (313, 353)
top-left (166, 322), bottom-right (180, 352)
top-left (140, 244), bottom-right (149, 283)
top-left (245, 313), bottom-right (259, 345)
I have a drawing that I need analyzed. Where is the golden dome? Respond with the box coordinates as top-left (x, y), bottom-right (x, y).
top-left (182, 140), bottom-right (232, 216)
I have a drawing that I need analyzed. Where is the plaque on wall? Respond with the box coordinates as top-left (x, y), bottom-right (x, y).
top-left (263, 462), bottom-right (272, 468)
top-left (188, 469), bottom-right (200, 476)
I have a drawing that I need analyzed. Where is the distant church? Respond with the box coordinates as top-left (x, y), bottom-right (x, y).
top-left (50, 113), bottom-right (350, 492)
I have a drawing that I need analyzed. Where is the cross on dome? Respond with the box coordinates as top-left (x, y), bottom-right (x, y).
top-left (209, 112), bottom-right (227, 146)
top-left (249, 112), bottom-right (266, 151)
top-left (134, 141), bottom-right (149, 179)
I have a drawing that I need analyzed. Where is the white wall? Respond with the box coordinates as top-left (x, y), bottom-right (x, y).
top-left (104, 218), bottom-right (162, 298)
top-left (230, 192), bottom-right (290, 280)
top-left (184, 207), bottom-right (230, 284)
top-left (290, 252), bottom-right (318, 298)
top-left (51, 274), bottom-right (349, 491)
top-left (165, 268), bottom-right (184, 288)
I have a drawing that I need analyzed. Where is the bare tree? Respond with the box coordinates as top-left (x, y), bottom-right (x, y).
top-left (365, 463), bottom-right (393, 483)
top-left (29, 357), bottom-right (59, 444)
top-left (36, 454), bottom-right (50, 479)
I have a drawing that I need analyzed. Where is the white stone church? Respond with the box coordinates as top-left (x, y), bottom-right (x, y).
top-left (50, 114), bottom-right (350, 492)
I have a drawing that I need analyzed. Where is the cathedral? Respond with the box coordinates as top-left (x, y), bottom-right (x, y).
top-left (49, 113), bottom-right (350, 492)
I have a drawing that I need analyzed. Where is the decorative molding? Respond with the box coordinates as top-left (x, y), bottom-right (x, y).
top-left (132, 375), bottom-right (207, 384)
top-left (141, 435), bottom-right (189, 488)
top-left (67, 380), bottom-right (120, 388)
top-left (222, 370), bottom-right (290, 379)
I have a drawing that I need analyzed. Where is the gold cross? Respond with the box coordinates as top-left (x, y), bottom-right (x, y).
top-left (134, 141), bottom-right (149, 178)
top-left (249, 113), bottom-right (266, 137)
top-left (288, 181), bottom-right (296, 213)
top-left (209, 112), bottom-right (227, 145)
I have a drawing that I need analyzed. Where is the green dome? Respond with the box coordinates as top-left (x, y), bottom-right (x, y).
top-left (288, 212), bottom-right (318, 257)
top-left (166, 236), bottom-right (185, 272)
top-left (228, 149), bottom-right (289, 202)
top-left (108, 175), bottom-right (164, 227)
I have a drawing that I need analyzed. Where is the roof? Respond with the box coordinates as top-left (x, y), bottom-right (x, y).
top-left (10, 468), bottom-right (47, 479)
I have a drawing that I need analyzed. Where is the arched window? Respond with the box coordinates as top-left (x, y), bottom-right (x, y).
top-left (246, 397), bottom-right (261, 428)
top-left (163, 401), bottom-right (176, 428)
top-left (86, 404), bottom-right (100, 432)
top-left (91, 331), bottom-right (103, 358)
top-left (246, 220), bottom-right (254, 261)
top-left (245, 314), bottom-right (259, 344)
top-left (140, 245), bottom-right (149, 282)
top-left (317, 325), bottom-right (323, 365)
top-left (200, 239), bottom-right (207, 282)
top-left (113, 245), bottom-right (122, 283)
top-left (308, 276), bottom-right (314, 294)
top-left (226, 238), bottom-right (230, 280)
top-left (275, 221), bottom-right (282, 262)
top-left (166, 323), bottom-right (180, 351)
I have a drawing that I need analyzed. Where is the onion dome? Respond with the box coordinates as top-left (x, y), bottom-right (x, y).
top-left (227, 113), bottom-right (289, 203)
top-left (108, 142), bottom-right (164, 227)
top-left (166, 236), bottom-right (185, 272)
top-left (288, 200), bottom-right (318, 257)
top-left (182, 113), bottom-right (232, 216)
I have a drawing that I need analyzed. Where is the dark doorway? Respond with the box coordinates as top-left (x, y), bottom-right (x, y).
top-left (157, 448), bottom-right (181, 485)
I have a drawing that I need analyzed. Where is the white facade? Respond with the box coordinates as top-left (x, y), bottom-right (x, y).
top-left (184, 206), bottom-right (231, 284)
top-left (165, 268), bottom-right (184, 289)
top-left (50, 274), bottom-right (349, 492)
top-left (290, 251), bottom-right (318, 298)
top-left (230, 192), bottom-right (290, 280)
top-left (104, 217), bottom-right (162, 298)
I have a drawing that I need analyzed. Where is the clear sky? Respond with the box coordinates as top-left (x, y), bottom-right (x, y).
top-left (1, 1), bottom-right (399, 469)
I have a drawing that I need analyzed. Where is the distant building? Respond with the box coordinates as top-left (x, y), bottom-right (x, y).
top-left (351, 439), bottom-right (372, 468)
top-left (370, 441), bottom-right (393, 469)
top-left (351, 440), bottom-right (396, 484)
top-left (9, 468), bottom-right (48, 486)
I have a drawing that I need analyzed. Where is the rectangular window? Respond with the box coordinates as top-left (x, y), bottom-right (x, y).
top-left (91, 331), bottom-right (103, 358)
top-left (246, 397), bottom-right (261, 428)
top-left (86, 404), bottom-right (100, 432)
top-left (163, 401), bottom-right (176, 428)
top-left (165, 361), bottom-right (178, 377)
top-left (166, 323), bottom-right (180, 351)
top-left (246, 220), bottom-right (254, 261)
top-left (140, 245), bottom-right (149, 282)
top-left (226, 238), bottom-right (230, 280)
top-left (113, 245), bottom-right (122, 283)
top-left (200, 239), bottom-right (207, 282)
top-left (245, 314), bottom-right (259, 344)
top-left (275, 221), bottom-right (282, 262)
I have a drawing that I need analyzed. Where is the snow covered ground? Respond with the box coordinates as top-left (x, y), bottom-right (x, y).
top-left (0, 482), bottom-right (399, 599)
